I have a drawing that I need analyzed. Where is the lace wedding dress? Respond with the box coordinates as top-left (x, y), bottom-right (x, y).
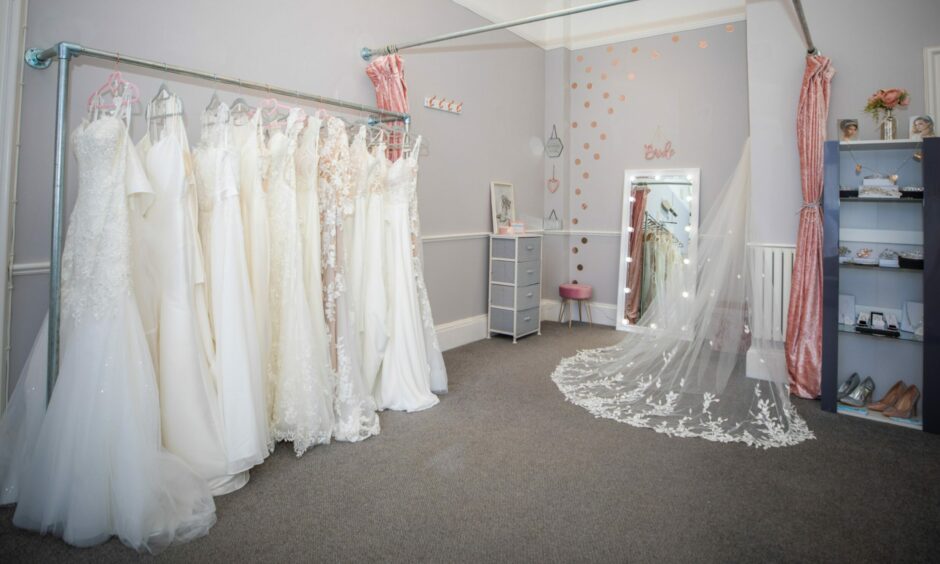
top-left (551, 141), bottom-right (813, 448)
top-left (376, 136), bottom-right (439, 412)
top-left (193, 103), bottom-right (268, 474)
top-left (135, 95), bottom-right (240, 495)
top-left (0, 109), bottom-right (216, 552)
top-left (318, 119), bottom-right (380, 441)
top-left (233, 108), bottom-right (272, 435)
top-left (266, 108), bottom-right (334, 455)
top-left (359, 143), bottom-right (389, 392)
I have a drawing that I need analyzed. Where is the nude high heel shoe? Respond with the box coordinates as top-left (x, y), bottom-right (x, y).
top-left (884, 385), bottom-right (920, 419)
top-left (868, 380), bottom-right (907, 412)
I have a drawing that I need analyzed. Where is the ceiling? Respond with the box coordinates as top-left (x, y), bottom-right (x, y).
top-left (452, 0), bottom-right (745, 51)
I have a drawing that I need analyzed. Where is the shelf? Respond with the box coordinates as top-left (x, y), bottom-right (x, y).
top-left (837, 404), bottom-right (922, 430)
top-left (838, 324), bottom-right (922, 343)
top-left (839, 140), bottom-right (923, 151)
top-left (839, 263), bottom-right (923, 274)
top-left (840, 197), bottom-right (922, 204)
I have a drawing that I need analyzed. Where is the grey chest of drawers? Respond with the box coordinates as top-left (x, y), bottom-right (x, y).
top-left (488, 234), bottom-right (542, 343)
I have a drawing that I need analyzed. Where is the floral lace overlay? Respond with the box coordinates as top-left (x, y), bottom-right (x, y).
top-left (266, 108), bottom-right (335, 455)
top-left (318, 119), bottom-right (380, 442)
top-left (63, 116), bottom-right (148, 324)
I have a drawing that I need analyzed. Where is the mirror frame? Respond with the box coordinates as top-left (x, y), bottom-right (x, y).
top-left (615, 168), bottom-right (700, 334)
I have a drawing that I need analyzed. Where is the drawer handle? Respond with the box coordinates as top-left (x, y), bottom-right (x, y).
top-left (526, 292), bottom-right (533, 298)
top-left (526, 245), bottom-right (534, 251)
top-left (523, 316), bottom-right (532, 322)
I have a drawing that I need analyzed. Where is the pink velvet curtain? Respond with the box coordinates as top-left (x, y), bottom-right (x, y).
top-left (785, 55), bottom-right (835, 399)
top-left (625, 186), bottom-right (648, 324)
top-left (365, 54), bottom-right (409, 161)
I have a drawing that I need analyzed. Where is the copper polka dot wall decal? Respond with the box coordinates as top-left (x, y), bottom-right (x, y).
top-left (608, 107), bottom-right (615, 115)
top-left (575, 188), bottom-right (582, 195)
top-left (651, 50), bottom-right (661, 60)
top-left (601, 72), bottom-right (608, 80)
top-left (593, 153), bottom-right (600, 160)
top-left (572, 218), bottom-right (579, 225)
top-left (606, 46), bottom-right (614, 53)
top-left (600, 133), bottom-right (608, 140)
top-left (571, 121), bottom-right (578, 128)
top-left (581, 237), bottom-right (588, 244)
top-left (584, 101), bottom-right (590, 108)
top-left (581, 202), bottom-right (588, 210)
top-left (631, 46), bottom-right (639, 54)
top-left (590, 121), bottom-right (597, 128)
top-left (672, 35), bottom-right (680, 43)
top-left (583, 142), bottom-right (590, 149)
top-left (627, 73), bottom-right (636, 80)
top-left (571, 82), bottom-right (578, 89)
top-left (576, 55), bottom-right (584, 62)
top-left (603, 92), bottom-right (610, 99)
top-left (582, 171), bottom-right (590, 179)
top-left (575, 158), bottom-right (582, 165)
top-left (612, 58), bottom-right (620, 66)
top-left (572, 279), bottom-right (578, 284)
top-left (586, 82), bottom-right (593, 90)
top-left (585, 66), bottom-right (592, 73)
top-left (619, 94), bottom-right (626, 102)
top-left (572, 247), bottom-right (579, 254)
top-left (699, 40), bottom-right (709, 49)
top-left (577, 264), bottom-right (583, 271)
top-left (726, 23), bottom-right (735, 32)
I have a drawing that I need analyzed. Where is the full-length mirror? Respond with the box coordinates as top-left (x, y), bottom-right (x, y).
top-left (616, 169), bottom-right (700, 333)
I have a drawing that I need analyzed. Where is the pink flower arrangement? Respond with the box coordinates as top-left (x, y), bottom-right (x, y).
top-left (864, 88), bottom-right (911, 119)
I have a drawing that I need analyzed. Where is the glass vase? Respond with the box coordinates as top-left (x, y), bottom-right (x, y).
top-left (880, 109), bottom-right (897, 141)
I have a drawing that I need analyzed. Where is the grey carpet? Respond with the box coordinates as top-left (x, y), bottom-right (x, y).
top-left (1, 322), bottom-right (939, 563)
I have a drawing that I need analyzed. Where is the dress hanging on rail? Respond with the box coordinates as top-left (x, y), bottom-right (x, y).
top-left (233, 108), bottom-right (272, 426)
top-left (193, 103), bottom-right (268, 473)
top-left (135, 94), bottom-right (240, 495)
top-left (318, 119), bottom-right (380, 440)
top-left (267, 107), bottom-right (334, 455)
top-left (0, 100), bottom-right (216, 551)
top-left (376, 136), bottom-right (440, 412)
top-left (359, 143), bottom-right (390, 392)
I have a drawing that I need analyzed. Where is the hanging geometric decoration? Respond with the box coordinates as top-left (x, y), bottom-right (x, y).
top-left (545, 124), bottom-right (564, 158)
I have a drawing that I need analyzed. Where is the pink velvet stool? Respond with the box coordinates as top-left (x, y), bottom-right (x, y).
top-left (558, 283), bottom-right (593, 328)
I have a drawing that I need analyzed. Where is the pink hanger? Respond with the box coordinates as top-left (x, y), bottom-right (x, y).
top-left (86, 70), bottom-right (140, 111)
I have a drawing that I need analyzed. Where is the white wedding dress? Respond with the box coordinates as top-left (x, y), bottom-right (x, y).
top-left (233, 108), bottom-right (272, 438)
top-left (134, 95), bottom-right (240, 495)
top-left (193, 103), bottom-right (268, 474)
top-left (359, 143), bottom-right (389, 392)
top-left (376, 137), bottom-right (439, 412)
top-left (267, 107), bottom-right (334, 455)
top-left (0, 108), bottom-right (216, 552)
top-left (318, 120), bottom-right (380, 441)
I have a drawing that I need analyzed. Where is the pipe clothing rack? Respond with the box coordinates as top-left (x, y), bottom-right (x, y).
top-left (361, 0), bottom-right (639, 60)
top-left (24, 41), bottom-right (410, 404)
top-left (791, 0), bottom-right (818, 55)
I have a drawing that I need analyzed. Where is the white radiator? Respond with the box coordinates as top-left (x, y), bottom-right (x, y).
top-left (748, 244), bottom-right (796, 343)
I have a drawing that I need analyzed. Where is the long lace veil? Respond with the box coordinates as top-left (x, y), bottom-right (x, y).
top-left (551, 140), bottom-right (814, 448)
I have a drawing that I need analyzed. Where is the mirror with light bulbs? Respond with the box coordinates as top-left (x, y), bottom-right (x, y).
top-left (616, 168), bottom-right (700, 334)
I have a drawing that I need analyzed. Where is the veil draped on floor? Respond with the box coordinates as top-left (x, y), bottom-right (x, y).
top-left (551, 140), bottom-right (814, 448)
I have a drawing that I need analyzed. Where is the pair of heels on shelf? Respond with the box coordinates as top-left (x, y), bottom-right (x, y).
top-left (838, 373), bottom-right (920, 419)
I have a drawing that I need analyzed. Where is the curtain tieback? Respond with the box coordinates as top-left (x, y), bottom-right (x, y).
top-left (798, 200), bottom-right (822, 214)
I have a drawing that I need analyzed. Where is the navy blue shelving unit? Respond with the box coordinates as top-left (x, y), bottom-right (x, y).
top-left (821, 137), bottom-right (937, 433)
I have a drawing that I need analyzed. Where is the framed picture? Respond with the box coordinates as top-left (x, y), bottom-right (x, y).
top-left (909, 115), bottom-right (936, 140)
top-left (490, 182), bottom-right (516, 234)
top-left (838, 118), bottom-right (859, 142)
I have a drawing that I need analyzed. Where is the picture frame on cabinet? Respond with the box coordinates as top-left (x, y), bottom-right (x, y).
top-left (839, 119), bottom-right (859, 142)
top-left (910, 115), bottom-right (935, 140)
top-left (490, 181), bottom-right (516, 234)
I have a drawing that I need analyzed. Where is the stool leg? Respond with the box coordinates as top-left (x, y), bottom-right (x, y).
top-left (578, 300), bottom-right (583, 325)
top-left (557, 299), bottom-right (565, 323)
top-left (568, 299), bottom-right (573, 329)
top-left (587, 301), bottom-right (593, 326)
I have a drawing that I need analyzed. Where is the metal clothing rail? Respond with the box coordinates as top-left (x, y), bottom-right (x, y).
top-left (791, 0), bottom-right (818, 55)
top-left (360, 0), bottom-right (639, 61)
top-left (24, 41), bottom-right (410, 404)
